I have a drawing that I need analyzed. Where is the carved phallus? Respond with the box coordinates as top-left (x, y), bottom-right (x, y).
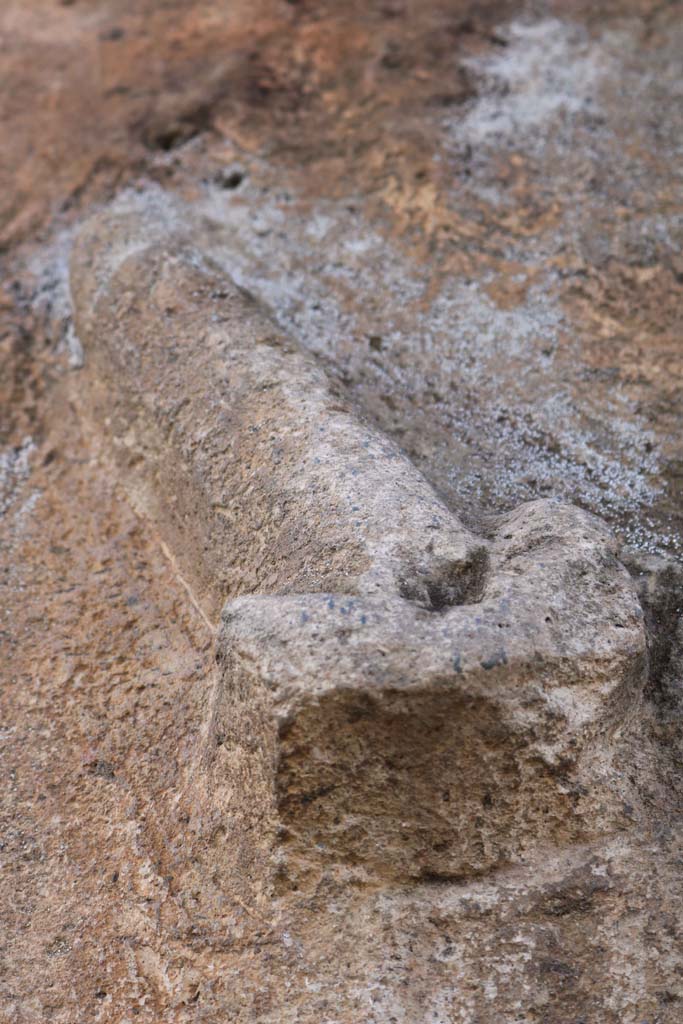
top-left (70, 197), bottom-right (647, 896)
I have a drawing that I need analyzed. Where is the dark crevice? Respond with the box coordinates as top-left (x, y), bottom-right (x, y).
top-left (399, 547), bottom-right (489, 611)
top-left (623, 552), bottom-right (683, 708)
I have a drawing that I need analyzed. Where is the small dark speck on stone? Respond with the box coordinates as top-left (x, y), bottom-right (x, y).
top-left (99, 26), bottom-right (124, 41)
top-left (481, 650), bottom-right (507, 670)
top-left (216, 168), bottom-right (245, 190)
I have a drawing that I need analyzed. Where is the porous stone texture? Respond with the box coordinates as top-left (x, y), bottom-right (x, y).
top-left (71, 205), bottom-right (647, 898)
top-left (2, 1), bottom-right (683, 1022)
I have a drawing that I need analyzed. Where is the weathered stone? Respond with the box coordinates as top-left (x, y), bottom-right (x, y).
top-left (71, 202), bottom-right (646, 892)
top-left (4, 2), bottom-right (683, 1018)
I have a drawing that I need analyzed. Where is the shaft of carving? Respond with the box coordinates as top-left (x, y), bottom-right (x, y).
top-left (71, 198), bottom-right (647, 890)
top-left (70, 202), bottom-right (482, 624)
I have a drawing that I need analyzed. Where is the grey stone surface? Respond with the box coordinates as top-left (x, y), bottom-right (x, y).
top-left (71, 201), bottom-right (647, 892)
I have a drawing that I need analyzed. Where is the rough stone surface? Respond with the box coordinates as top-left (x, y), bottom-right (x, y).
top-left (2, 1), bottom-right (683, 1022)
top-left (71, 204), bottom-right (648, 897)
